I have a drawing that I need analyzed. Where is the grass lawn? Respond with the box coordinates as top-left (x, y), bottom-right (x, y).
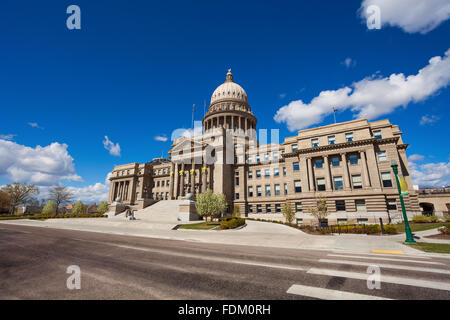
top-left (178, 222), bottom-right (220, 230)
top-left (396, 222), bottom-right (449, 233)
top-left (404, 242), bottom-right (450, 254)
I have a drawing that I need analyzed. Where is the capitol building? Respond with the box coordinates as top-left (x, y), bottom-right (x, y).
top-left (107, 70), bottom-right (421, 225)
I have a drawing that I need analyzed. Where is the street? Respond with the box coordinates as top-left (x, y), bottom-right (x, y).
top-left (0, 223), bottom-right (449, 300)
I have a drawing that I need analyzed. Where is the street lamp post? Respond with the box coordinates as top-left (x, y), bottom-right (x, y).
top-left (391, 159), bottom-right (416, 243)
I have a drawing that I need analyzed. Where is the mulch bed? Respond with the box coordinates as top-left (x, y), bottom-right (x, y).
top-left (424, 234), bottom-right (450, 240)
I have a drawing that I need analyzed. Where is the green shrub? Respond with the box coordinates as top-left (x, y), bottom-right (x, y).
top-left (42, 201), bottom-right (57, 214)
top-left (384, 224), bottom-right (398, 234)
top-left (412, 215), bottom-right (428, 223)
top-left (444, 216), bottom-right (450, 222)
top-left (427, 215), bottom-right (439, 223)
top-left (220, 218), bottom-right (245, 230)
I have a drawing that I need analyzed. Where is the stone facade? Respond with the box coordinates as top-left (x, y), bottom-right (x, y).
top-left (108, 70), bottom-right (423, 225)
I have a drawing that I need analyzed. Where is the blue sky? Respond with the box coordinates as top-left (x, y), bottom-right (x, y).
top-left (0, 0), bottom-right (449, 202)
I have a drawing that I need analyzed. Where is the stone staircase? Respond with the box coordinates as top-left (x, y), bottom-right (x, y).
top-left (118, 200), bottom-right (186, 222)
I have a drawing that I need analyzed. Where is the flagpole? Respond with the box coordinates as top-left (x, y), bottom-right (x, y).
top-left (192, 104), bottom-right (195, 130)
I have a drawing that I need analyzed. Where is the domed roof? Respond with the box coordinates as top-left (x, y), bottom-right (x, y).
top-left (210, 69), bottom-right (248, 105)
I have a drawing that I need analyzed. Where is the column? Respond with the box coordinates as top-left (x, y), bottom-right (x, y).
top-left (360, 150), bottom-right (371, 188)
top-left (307, 158), bottom-right (315, 191)
top-left (201, 166), bottom-right (207, 193)
top-left (324, 156), bottom-right (332, 191)
top-left (231, 116), bottom-right (234, 132)
top-left (341, 153), bottom-right (351, 190)
top-left (244, 118), bottom-right (248, 135)
top-left (180, 163), bottom-right (185, 197)
top-left (169, 163), bottom-right (175, 199)
top-left (190, 167), bottom-right (196, 195)
top-left (366, 146), bottom-right (382, 188)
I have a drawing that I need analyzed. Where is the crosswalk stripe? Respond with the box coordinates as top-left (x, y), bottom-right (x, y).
top-left (327, 254), bottom-right (444, 265)
top-left (286, 284), bottom-right (391, 300)
top-left (331, 250), bottom-right (432, 259)
top-left (319, 259), bottom-right (450, 275)
top-left (307, 268), bottom-right (450, 291)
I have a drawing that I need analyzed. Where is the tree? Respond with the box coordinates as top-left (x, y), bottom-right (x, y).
top-left (42, 200), bottom-right (57, 214)
top-left (195, 189), bottom-right (228, 222)
top-left (1, 183), bottom-right (39, 215)
top-left (0, 190), bottom-right (11, 214)
top-left (97, 201), bottom-right (109, 214)
top-left (282, 201), bottom-right (295, 224)
top-left (72, 200), bottom-right (85, 214)
top-left (48, 185), bottom-right (74, 214)
top-left (307, 195), bottom-right (329, 225)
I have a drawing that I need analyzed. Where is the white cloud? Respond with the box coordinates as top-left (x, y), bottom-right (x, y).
top-left (28, 122), bottom-right (43, 129)
top-left (0, 134), bottom-right (16, 141)
top-left (274, 49), bottom-right (450, 131)
top-left (420, 114), bottom-right (440, 126)
top-left (0, 139), bottom-right (82, 186)
top-left (409, 161), bottom-right (450, 187)
top-left (360, 0), bottom-right (450, 34)
top-left (67, 183), bottom-right (109, 203)
top-left (279, 93), bottom-right (287, 99)
top-left (154, 135), bottom-right (168, 142)
top-left (342, 58), bottom-right (356, 68)
top-left (408, 154), bottom-right (424, 162)
top-left (103, 136), bottom-right (121, 156)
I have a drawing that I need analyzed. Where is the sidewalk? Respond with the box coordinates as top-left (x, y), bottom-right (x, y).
top-left (0, 218), bottom-right (428, 255)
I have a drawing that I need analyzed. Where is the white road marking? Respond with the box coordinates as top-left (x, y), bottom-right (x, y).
top-left (331, 250), bottom-right (432, 259)
top-left (286, 284), bottom-right (391, 300)
top-left (319, 259), bottom-right (450, 275)
top-left (327, 254), bottom-right (444, 265)
top-left (112, 244), bottom-right (308, 271)
top-left (307, 268), bottom-right (450, 291)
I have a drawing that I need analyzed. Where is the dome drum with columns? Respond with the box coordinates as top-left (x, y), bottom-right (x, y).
top-left (202, 70), bottom-right (257, 134)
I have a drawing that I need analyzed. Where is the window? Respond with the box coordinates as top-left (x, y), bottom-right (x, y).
top-left (357, 218), bottom-right (368, 224)
top-left (296, 219), bottom-right (303, 226)
top-left (167, 180), bottom-right (170, 186)
top-left (292, 144), bottom-right (298, 152)
top-left (349, 154), bottom-right (358, 165)
top-left (256, 170), bottom-right (261, 178)
top-left (377, 151), bottom-right (387, 161)
top-left (381, 172), bottom-right (393, 188)
top-left (235, 177), bottom-right (240, 186)
top-left (315, 159), bottom-right (323, 168)
top-left (283, 167), bottom-right (287, 176)
top-left (317, 178), bottom-right (326, 191)
top-left (387, 199), bottom-right (397, 210)
top-left (295, 202), bottom-right (302, 212)
top-left (273, 152), bottom-right (279, 160)
top-left (264, 153), bottom-right (269, 161)
top-left (275, 204), bottom-right (281, 213)
top-left (334, 176), bottom-right (343, 190)
top-left (352, 175), bottom-right (362, 189)
top-left (373, 130), bottom-right (382, 140)
top-left (328, 136), bottom-right (335, 145)
top-left (265, 169), bottom-right (270, 177)
top-left (274, 168), bottom-right (279, 176)
top-left (248, 205), bottom-right (253, 214)
top-left (235, 171), bottom-right (239, 176)
top-left (266, 204), bottom-right (271, 213)
top-left (337, 218), bottom-right (347, 223)
top-left (311, 138), bottom-right (319, 147)
top-left (284, 183), bottom-right (288, 195)
top-left (157, 181), bottom-right (160, 187)
top-left (275, 184), bottom-right (280, 196)
top-left (235, 193), bottom-right (239, 200)
top-left (257, 204), bottom-right (262, 213)
top-left (161, 181), bottom-right (165, 187)
top-left (336, 200), bottom-right (346, 211)
top-left (248, 156), bottom-right (253, 164)
top-left (265, 185), bottom-right (271, 196)
top-left (248, 171), bottom-right (253, 179)
top-left (257, 186), bottom-right (262, 197)
top-left (355, 200), bottom-right (366, 212)
top-left (331, 156), bottom-right (340, 167)
top-left (293, 162), bottom-right (300, 171)
top-left (294, 180), bottom-right (302, 193)
top-left (345, 133), bottom-right (354, 142)
top-left (248, 186), bottom-right (253, 197)
top-left (256, 155), bottom-right (260, 162)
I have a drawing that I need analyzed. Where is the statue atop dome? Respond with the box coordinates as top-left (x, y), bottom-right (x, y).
top-left (226, 69), bottom-right (233, 82)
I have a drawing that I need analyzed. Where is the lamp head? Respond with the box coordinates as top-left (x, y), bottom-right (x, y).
top-left (390, 159), bottom-right (398, 167)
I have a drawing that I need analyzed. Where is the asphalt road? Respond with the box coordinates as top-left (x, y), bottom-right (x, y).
top-left (0, 223), bottom-right (449, 300)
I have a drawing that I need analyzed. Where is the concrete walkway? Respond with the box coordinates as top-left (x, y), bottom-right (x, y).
top-left (0, 218), bottom-right (430, 255)
top-left (389, 227), bottom-right (450, 244)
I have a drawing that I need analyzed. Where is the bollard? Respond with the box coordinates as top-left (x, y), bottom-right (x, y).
top-left (379, 217), bottom-right (385, 234)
